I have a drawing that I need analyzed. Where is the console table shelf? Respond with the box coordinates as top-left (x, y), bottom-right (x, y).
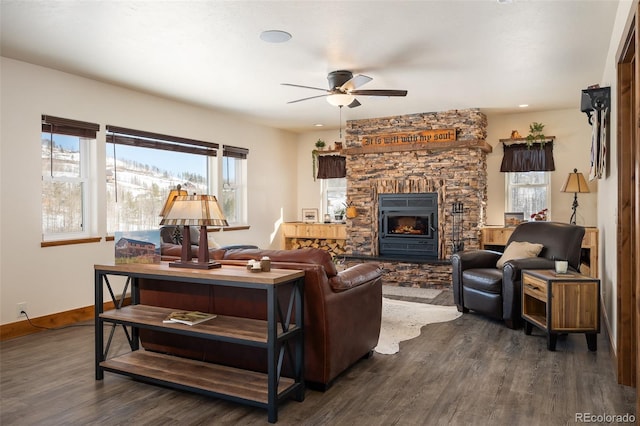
top-left (100, 304), bottom-right (281, 346)
top-left (94, 263), bottom-right (305, 423)
top-left (101, 351), bottom-right (294, 405)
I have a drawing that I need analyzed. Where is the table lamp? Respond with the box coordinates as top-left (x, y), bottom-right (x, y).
top-left (159, 194), bottom-right (228, 269)
top-left (159, 184), bottom-right (188, 218)
top-left (561, 168), bottom-right (590, 225)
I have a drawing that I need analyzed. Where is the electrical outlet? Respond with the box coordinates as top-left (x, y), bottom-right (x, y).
top-left (17, 302), bottom-right (27, 318)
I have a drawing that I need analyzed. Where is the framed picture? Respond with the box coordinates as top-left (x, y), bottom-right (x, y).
top-left (302, 208), bottom-right (319, 223)
top-left (504, 212), bottom-right (525, 227)
top-left (114, 229), bottom-right (161, 264)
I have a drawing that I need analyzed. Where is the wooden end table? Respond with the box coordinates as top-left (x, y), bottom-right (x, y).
top-left (521, 269), bottom-right (600, 351)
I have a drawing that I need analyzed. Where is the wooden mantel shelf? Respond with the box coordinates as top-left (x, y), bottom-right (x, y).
top-left (499, 136), bottom-right (556, 145)
top-left (341, 139), bottom-right (492, 155)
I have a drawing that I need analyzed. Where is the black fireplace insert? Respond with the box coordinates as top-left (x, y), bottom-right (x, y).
top-left (378, 193), bottom-right (438, 259)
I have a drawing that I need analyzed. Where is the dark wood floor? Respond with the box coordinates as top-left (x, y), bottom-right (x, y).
top-left (1, 290), bottom-right (635, 425)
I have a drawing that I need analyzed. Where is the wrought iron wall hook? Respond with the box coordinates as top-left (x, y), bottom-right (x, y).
top-left (581, 86), bottom-right (610, 125)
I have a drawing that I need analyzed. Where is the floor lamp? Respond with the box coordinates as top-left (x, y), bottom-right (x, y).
top-left (561, 168), bottom-right (590, 225)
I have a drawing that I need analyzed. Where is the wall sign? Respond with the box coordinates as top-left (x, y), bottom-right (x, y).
top-left (360, 129), bottom-right (456, 148)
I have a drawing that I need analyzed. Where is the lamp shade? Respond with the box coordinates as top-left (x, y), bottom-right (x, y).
top-left (561, 168), bottom-right (590, 193)
top-left (326, 93), bottom-right (355, 107)
top-left (159, 194), bottom-right (228, 227)
top-left (159, 185), bottom-right (188, 217)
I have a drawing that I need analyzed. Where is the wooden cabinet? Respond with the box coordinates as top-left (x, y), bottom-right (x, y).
top-left (480, 226), bottom-right (599, 278)
top-left (522, 269), bottom-right (600, 351)
top-left (94, 263), bottom-right (305, 423)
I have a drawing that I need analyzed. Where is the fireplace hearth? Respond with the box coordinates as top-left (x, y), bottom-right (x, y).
top-left (378, 193), bottom-right (438, 259)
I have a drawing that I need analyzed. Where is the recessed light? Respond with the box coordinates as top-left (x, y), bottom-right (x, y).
top-left (314, 123), bottom-right (324, 127)
top-left (260, 30), bottom-right (292, 43)
top-left (519, 104), bottom-right (529, 108)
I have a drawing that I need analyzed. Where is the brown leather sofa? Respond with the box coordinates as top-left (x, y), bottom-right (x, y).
top-left (451, 221), bottom-right (585, 329)
top-left (138, 247), bottom-right (383, 390)
top-left (160, 225), bottom-right (257, 260)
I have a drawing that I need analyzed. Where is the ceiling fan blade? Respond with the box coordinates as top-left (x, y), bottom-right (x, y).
top-left (349, 89), bottom-right (408, 97)
top-left (348, 99), bottom-right (361, 108)
top-left (340, 74), bottom-right (373, 92)
top-left (281, 83), bottom-right (329, 92)
top-left (286, 94), bottom-right (329, 104)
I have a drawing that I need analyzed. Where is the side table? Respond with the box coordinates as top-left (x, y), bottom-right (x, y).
top-left (522, 269), bottom-right (600, 351)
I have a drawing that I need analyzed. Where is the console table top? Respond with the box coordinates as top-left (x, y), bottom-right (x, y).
top-left (94, 262), bottom-right (305, 284)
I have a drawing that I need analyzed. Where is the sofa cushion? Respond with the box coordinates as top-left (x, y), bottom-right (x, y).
top-left (496, 241), bottom-right (543, 269)
top-left (223, 248), bottom-right (338, 277)
top-left (462, 268), bottom-right (504, 294)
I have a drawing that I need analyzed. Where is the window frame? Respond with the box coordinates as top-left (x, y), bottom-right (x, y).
top-left (505, 171), bottom-right (552, 220)
top-left (321, 177), bottom-right (347, 217)
top-left (41, 115), bottom-right (99, 242)
top-left (220, 150), bottom-right (248, 226)
top-left (105, 126), bottom-right (217, 235)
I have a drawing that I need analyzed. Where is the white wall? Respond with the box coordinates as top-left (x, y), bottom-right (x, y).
top-left (0, 57), bottom-right (299, 325)
top-left (485, 109), bottom-right (597, 227)
top-left (295, 129), bottom-right (341, 217)
top-left (596, 0), bottom-right (638, 350)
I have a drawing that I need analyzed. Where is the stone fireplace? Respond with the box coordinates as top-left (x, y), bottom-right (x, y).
top-left (342, 109), bottom-right (490, 288)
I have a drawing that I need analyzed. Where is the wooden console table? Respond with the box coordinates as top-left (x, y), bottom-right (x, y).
top-left (522, 269), bottom-right (600, 351)
top-left (481, 226), bottom-right (598, 278)
top-left (94, 262), bottom-right (305, 423)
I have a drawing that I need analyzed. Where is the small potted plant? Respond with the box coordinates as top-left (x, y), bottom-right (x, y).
top-left (312, 139), bottom-right (327, 181)
top-left (334, 206), bottom-right (345, 222)
top-left (525, 122), bottom-right (547, 149)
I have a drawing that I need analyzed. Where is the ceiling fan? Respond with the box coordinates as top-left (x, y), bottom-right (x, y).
top-left (282, 70), bottom-right (408, 108)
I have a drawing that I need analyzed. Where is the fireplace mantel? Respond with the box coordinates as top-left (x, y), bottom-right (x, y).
top-left (342, 139), bottom-right (492, 155)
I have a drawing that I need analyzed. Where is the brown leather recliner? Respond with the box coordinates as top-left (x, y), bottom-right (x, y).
top-left (451, 222), bottom-right (585, 329)
top-left (138, 248), bottom-right (383, 390)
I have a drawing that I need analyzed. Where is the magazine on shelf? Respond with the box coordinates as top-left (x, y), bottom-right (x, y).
top-left (163, 311), bottom-right (217, 326)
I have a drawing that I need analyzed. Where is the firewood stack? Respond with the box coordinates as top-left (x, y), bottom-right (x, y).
top-left (288, 238), bottom-right (346, 258)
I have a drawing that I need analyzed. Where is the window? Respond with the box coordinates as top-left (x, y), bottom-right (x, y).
top-left (322, 178), bottom-right (347, 216)
top-left (506, 172), bottom-right (551, 219)
top-left (106, 126), bottom-right (217, 233)
top-left (221, 145), bottom-right (248, 225)
top-left (41, 115), bottom-right (99, 240)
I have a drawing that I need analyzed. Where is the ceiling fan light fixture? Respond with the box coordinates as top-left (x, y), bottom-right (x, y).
top-left (326, 93), bottom-right (355, 107)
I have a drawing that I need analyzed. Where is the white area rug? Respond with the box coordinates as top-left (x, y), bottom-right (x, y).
top-left (375, 297), bottom-right (462, 355)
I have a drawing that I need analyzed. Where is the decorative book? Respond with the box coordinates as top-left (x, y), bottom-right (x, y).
top-left (163, 311), bottom-right (216, 326)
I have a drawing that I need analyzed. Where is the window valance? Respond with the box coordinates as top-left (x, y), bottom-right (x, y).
top-left (317, 155), bottom-right (346, 179)
top-left (42, 115), bottom-right (99, 139)
top-left (106, 125), bottom-right (218, 156)
top-left (223, 145), bottom-right (249, 159)
top-left (500, 141), bottom-right (555, 172)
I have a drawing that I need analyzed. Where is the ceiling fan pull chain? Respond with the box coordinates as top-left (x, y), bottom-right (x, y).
top-left (339, 105), bottom-right (343, 139)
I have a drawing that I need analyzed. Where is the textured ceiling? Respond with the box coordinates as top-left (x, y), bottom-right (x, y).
top-left (0, 0), bottom-right (619, 132)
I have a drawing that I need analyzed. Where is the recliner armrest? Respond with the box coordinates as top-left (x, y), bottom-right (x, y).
top-left (451, 250), bottom-right (502, 270)
top-left (329, 263), bottom-right (382, 292)
top-left (502, 257), bottom-right (555, 280)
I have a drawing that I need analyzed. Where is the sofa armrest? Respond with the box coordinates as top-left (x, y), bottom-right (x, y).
top-left (329, 263), bottom-right (382, 292)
